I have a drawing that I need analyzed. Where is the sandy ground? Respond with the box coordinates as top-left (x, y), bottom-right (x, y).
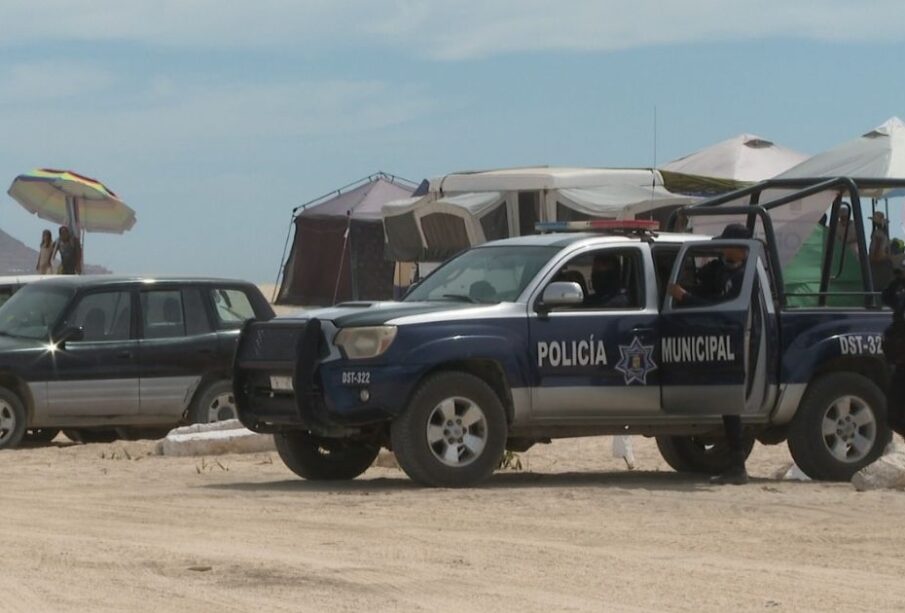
top-left (2, 435), bottom-right (905, 613)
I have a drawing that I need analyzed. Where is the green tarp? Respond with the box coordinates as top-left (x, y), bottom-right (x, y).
top-left (784, 225), bottom-right (864, 307)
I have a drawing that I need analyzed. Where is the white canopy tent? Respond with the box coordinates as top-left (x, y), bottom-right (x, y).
top-left (777, 117), bottom-right (905, 196)
top-left (662, 133), bottom-right (808, 182)
top-left (383, 167), bottom-right (701, 260)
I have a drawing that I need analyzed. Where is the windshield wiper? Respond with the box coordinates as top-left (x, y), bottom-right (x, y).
top-left (441, 293), bottom-right (478, 303)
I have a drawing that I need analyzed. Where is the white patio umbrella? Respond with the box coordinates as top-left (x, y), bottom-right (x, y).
top-left (662, 133), bottom-right (808, 182)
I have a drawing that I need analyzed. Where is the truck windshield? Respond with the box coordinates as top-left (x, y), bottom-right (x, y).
top-left (0, 285), bottom-right (74, 340)
top-left (405, 246), bottom-right (559, 303)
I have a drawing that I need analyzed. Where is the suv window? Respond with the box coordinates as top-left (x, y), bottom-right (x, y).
top-left (66, 291), bottom-right (132, 342)
top-left (211, 288), bottom-right (255, 328)
top-left (547, 248), bottom-right (644, 310)
top-left (183, 288), bottom-right (212, 336)
top-left (141, 290), bottom-right (186, 339)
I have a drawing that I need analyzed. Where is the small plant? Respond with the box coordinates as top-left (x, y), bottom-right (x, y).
top-left (195, 457), bottom-right (230, 474)
top-left (498, 450), bottom-right (523, 471)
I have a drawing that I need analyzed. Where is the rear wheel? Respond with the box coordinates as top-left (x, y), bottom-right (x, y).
top-left (275, 431), bottom-right (379, 481)
top-left (0, 388), bottom-right (27, 450)
top-left (391, 372), bottom-right (507, 487)
top-left (656, 434), bottom-right (755, 475)
top-left (190, 381), bottom-right (238, 424)
top-left (788, 373), bottom-right (891, 481)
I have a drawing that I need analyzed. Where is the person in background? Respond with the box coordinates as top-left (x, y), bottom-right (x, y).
top-left (36, 229), bottom-right (55, 274)
top-left (890, 238), bottom-right (905, 273)
top-left (835, 205), bottom-right (859, 254)
top-left (53, 226), bottom-right (82, 275)
top-left (869, 211), bottom-right (893, 290)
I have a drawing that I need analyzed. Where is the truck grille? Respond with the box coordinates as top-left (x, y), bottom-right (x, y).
top-left (240, 321), bottom-right (306, 362)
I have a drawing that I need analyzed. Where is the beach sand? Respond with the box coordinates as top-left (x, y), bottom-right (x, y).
top-left (2, 435), bottom-right (904, 612)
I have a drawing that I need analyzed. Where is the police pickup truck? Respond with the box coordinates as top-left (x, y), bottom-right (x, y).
top-left (236, 180), bottom-right (895, 487)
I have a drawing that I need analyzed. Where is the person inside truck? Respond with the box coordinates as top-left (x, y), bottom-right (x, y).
top-left (667, 223), bottom-right (753, 485)
top-left (585, 254), bottom-right (630, 308)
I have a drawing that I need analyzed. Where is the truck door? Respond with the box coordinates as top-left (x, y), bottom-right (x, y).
top-left (659, 239), bottom-right (776, 416)
top-left (527, 245), bottom-right (660, 419)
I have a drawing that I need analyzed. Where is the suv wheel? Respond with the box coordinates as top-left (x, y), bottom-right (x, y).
top-left (190, 380), bottom-right (238, 424)
top-left (788, 373), bottom-right (891, 481)
top-left (391, 372), bottom-right (507, 487)
top-left (0, 388), bottom-right (27, 450)
top-left (275, 431), bottom-right (379, 480)
top-left (656, 434), bottom-right (755, 475)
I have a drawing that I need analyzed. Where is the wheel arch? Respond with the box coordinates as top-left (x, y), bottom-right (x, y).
top-left (184, 371), bottom-right (233, 421)
top-left (414, 359), bottom-right (515, 425)
top-left (811, 355), bottom-right (890, 393)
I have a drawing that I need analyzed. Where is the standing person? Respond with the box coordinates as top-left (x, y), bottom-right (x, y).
top-left (870, 211), bottom-right (893, 290)
top-left (53, 226), bottom-right (82, 275)
top-left (882, 271), bottom-right (905, 437)
top-left (35, 229), bottom-right (55, 274)
top-left (667, 223), bottom-right (752, 485)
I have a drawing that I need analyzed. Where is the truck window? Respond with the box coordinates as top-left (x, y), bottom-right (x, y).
top-left (673, 245), bottom-right (749, 308)
top-left (546, 248), bottom-right (644, 310)
top-left (141, 290), bottom-right (187, 339)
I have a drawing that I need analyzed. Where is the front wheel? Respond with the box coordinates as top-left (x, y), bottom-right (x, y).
top-left (788, 373), bottom-right (891, 481)
top-left (391, 372), bottom-right (507, 487)
top-left (656, 434), bottom-right (755, 475)
top-left (274, 431), bottom-right (379, 481)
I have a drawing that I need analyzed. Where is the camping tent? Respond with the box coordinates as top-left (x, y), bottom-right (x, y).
top-left (662, 133), bottom-right (807, 182)
top-left (276, 173), bottom-right (416, 305)
top-left (382, 167), bottom-right (714, 261)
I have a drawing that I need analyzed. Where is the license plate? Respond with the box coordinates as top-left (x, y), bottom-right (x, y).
top-left (270, 376), bottom-right (293, 392)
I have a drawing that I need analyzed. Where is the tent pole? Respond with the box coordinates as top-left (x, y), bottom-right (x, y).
top-left (271, 212), bottom-right (297, 303)
top-left (332, 213), bottom-right (352, 305)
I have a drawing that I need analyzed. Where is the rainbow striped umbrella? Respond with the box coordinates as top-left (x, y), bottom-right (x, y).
top-left (7, 168), bottom-right (136, 234)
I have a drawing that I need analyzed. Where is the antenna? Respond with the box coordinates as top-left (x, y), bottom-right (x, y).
top-left (649, 105), bottom-right (658, 217)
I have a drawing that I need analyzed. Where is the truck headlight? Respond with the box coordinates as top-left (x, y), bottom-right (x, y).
top-left (334, 326), bottom-right (397, 359)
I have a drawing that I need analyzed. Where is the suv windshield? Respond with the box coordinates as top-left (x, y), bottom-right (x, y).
top-left (0, 285), bottom-right (74, 340)
top-left (405, 245), bottom-right (558, 304)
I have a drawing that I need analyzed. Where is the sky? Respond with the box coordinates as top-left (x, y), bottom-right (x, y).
top-left (2, 0), bottom-right (905, 282)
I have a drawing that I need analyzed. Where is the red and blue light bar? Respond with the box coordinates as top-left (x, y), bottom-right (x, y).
top-left (535, 219), bottom-right (660, 233)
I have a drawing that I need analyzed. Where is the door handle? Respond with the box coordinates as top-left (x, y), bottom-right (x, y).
top-left (116, 351), bottom-right (132, 359)
top-left (631, 327), bottom-right (654, 336)
top-left (197, 348), bottom-right (214, 355)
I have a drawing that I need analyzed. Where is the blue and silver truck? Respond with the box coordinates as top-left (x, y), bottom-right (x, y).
top-left (236, 177), bottom-right (899, 486)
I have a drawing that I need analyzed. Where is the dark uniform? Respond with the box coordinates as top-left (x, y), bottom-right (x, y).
top-left (882, 273), bottom-right (905, 436)
top-left (672, 223), bottom-right (751, 484)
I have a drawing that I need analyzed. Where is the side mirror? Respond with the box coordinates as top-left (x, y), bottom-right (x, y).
top-left (537, 281), bottom-right (584, 312)
top-left (56, 326), bottom-right (84, 346)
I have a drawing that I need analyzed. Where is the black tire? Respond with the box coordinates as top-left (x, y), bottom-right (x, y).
top-left (274, 431), bottom-right (379, 481)
top-left (190, 380), bottom-right (237, 424)
top-left (25, 428), bottom-right (61, 444)
top-left (656, 434), bottom-right (755, 475)
top-left (63, 429), bottom-right (120, 444)
top-left (788, 373), bottom-right (891, 481)
top-left (390, 372), bottom-right (507, 487)
top-left (0, 387), bottom-right (27, 450)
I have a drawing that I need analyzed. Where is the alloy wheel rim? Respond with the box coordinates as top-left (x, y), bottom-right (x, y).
top-left (821, 395), bottom-right (876, 463)
top-left (208, 392), bottom-right (237, 423)
top-left (426, 397), bottom-right (488, 468)
top-left (0, 401), bottom-right (15, 444)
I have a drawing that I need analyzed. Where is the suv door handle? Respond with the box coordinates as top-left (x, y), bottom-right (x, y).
top-left (116, 351), bottom-right (132, 359)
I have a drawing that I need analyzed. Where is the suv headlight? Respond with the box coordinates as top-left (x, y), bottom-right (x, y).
top-left (334, 326), bottom-right (397, 359)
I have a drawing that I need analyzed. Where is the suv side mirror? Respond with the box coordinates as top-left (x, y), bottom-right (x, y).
top-left (56, 326), bottom-right (84, 346)
top-left (537, 281), bottom-right (584, 313)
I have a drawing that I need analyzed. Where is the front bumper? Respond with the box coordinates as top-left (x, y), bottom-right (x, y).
top-left (234, 318), bottom-right (422, 435)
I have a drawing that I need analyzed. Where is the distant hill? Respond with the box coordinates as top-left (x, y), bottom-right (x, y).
top-left (0, 228), bottom-right (110, 274)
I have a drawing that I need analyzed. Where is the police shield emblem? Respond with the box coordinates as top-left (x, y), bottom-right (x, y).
top-left (615, 336), bottom-right (657, 385)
